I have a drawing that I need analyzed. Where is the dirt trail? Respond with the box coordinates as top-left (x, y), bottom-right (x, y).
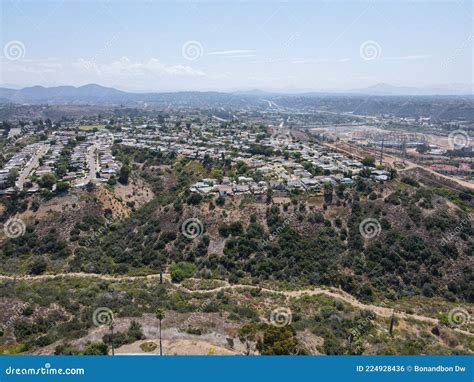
top-left (1, 272), bottom-right (472, 337)
top-left (0, 272), bottom-right (170, 282)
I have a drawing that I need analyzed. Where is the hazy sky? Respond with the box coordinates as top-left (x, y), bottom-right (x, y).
top-left (1, 0), bottom-right (473, 92)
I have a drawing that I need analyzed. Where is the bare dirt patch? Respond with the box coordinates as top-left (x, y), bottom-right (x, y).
top-left (94, 186), bottom-right (129, 218)
top-left (113, 176), bottom-right (154, 209)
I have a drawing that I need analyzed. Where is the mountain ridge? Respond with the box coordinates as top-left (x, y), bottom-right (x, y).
top-left (0, 82), bottom-right (472, 107)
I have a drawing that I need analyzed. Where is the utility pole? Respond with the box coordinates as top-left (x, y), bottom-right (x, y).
top-left (402, 136), bottom-right (407, 165)
top-left (379, 138), bottom-right (384, 166)
top-left (159, 319), bottom-right (162, 356)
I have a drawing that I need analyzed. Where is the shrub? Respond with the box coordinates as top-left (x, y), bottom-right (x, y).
top-left (140, 342), bottom-right (157, 352)
top-left (82, 342), bottom-right (108, 355)
top-left (29, 257), bottom-right (47, 275)
top-left (56, 181), bottom-right (70, 193)
top-left (170, 262), bottom-right (195, 283)
top-left (401, 177), bottom-right (420, 187)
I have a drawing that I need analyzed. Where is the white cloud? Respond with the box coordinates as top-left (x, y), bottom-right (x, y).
top-left (1, 58), bottom-right (63, 74)
top-left (249, 57), bottom-right (349, 65)
top-left (249, 58), bottom-right (289, 64)
top-left (75, 56), bottom-right (206, 77)
top-left (291, 58), bottom-right (329, 64)
top-left (208, 49), bottom-right (256, 56)
top-left (221, 54), bottom-right (256, 58)
top-left (381, 54), bottom-right (432, 61)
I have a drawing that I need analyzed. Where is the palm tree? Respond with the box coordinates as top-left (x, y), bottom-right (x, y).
top-left (109, 323), bottom-right (115, 356)
top-left (156, 308), bottom-right (165, 356)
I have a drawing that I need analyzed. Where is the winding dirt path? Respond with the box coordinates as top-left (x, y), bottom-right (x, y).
top-left (1, 272), bottom-right (472, 337)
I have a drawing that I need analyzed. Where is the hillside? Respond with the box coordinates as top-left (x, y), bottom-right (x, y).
top-left (0, 147), bottom-right (472, 355)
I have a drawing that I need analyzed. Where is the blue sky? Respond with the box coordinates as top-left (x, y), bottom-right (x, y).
top-left (1, 0), bottom-right (473, 92)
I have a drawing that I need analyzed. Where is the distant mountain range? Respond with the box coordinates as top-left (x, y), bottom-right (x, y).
top-left (0, 83), bottom-right (472, 107)
top-left (0, 84), bottom-right (262, 107)
top-left (0, 84), bottom-right (139, 105)
top-left (347, 83), bottom-right (473, 96)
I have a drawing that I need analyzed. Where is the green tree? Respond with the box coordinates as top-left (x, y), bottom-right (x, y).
top-left (56, 181), bottom-right (70, 193)
top-left (85, 181), bottom-right (96, 192)
top-left (38, 173), bottom-right (56, 189)
top-left (361, 155), bottom-right (376, 167)
top-left (323, 182), bottom-right (333, 205)
top-left (266, 188), bottom-right (273, 204)
top-left (118, 164), bottom-right (131, 185)
top-left (29, 257), bottom-right (47, 275)
top-left (127, 320), bottom-right (145, 342)
top-left (257, 325), bottom-right (299, 355)
top-left (416, 144), bottom-right (429, 154)
top-left (186, 193), bottom-right (203, 205)
top-left (238, 323), bottom-right (258, 355)
top-left (7, 167), bottom-right (19, 185)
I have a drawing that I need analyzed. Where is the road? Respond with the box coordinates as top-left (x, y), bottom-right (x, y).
top-left (86, 144), bottom-right (99, 182)
top-left (74, 143), bottom-right (98, 187)
top-left (15, 143), bottom-right (50, 189)
top-left (1, 272), bottom-right (472, 337)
